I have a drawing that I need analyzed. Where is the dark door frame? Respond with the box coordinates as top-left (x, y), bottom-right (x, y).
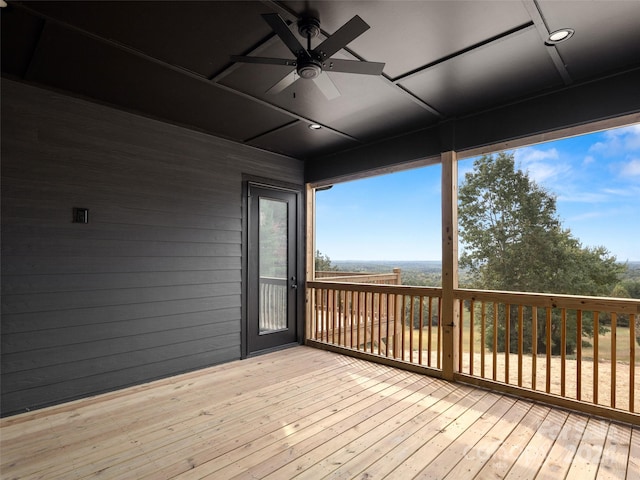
top-left (241, 175), bottom-right (305, 359)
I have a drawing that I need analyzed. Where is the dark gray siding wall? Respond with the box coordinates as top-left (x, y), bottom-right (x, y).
top-left (1, 80), bottom-right (304, 416)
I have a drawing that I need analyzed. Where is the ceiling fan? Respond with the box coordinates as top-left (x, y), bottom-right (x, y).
top-left (230, 13), bottom-right (385, 100)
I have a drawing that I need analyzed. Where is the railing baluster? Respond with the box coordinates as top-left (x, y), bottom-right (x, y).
top-left (630, 313), bottom-right (636, 413)
top-left (363, 292), bottom-right (368, 352)
top-left (493, 302), bottom-right (498, 381)
top-left (427, 297), bottom-right (433, 367)
top-left (384, 293), bottom-right (390, 356)
top-left (409, 295), bottom-right (422, 363)
top-left (505, 304), bottom-right (510, 384)
top-left (481, 302), bottom-right (486, 378)
top-left (561, 308), bottom-right (566, 397)
top-left (337, 289), bottom-right (342, 345)
top-left (334, 289), bottom-right (339, 345)
top-left (354, 291), bottom-right (359, 349)
top-left (377, 293), bottom-right (382, 355)
top-left (546, 307), bottom-right (552, 394)
top-left (576, 309), bottom-right (582, 401)
top-left (593, 311), bottom-right (599, 405)
top-left (341, 289), bottom-right (346, 345)
top-left (532, 306), bottom-right (537, 391)
top-left (459, 299), bottom-right (464, 373)
top-left (437, 299), bottom-right (443, 370)
top-left (518, 305), bottom-right (523, 387)
top-left (371, 292), bottom-right (375, 354)
top-left (402, 294), bottom-right (407, 361)
top-left (317, 288), bottom-right (323, 341)
top-left (313, 288), bottom-right (318, 340)
top-left (611, 312), bottom-right (617, 408)
top-left (469, 300), bottom-right (475, 376)
top-left (412, 295), bottom-right (424, 365)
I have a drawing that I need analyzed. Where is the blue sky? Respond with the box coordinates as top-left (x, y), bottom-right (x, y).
top-left (316, 123), bottom-right (640, 262)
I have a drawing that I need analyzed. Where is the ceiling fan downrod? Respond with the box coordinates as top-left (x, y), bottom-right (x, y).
top-left (296, 16), bottom-right (322, 79)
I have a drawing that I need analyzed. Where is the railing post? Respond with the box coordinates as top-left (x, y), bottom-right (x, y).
top-left (441, 151), bottom-right (459, 381)
top-left (393, 268), bottom-right (402, 285)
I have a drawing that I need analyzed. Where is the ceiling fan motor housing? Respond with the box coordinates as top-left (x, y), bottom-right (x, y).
top-left (297, 58), bottom-right (323, 79)
top-left (298, 16), bottom-right (321, 38)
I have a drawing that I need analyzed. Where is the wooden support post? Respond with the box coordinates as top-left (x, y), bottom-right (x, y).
top-left (441, 150), bottom-right (459, 381)
top-left (305, 184), bottom-right (316, 343)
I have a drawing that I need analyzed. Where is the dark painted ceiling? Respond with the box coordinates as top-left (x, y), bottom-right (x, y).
top-left (2, 1), bottom-right (640, 162)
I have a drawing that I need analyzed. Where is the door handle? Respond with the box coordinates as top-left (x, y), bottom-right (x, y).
top-left (290, 276), bottom-right (298, 289)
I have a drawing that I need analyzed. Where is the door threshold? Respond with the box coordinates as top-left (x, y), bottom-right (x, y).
top-left (246, 342), bottom-right (301, 358)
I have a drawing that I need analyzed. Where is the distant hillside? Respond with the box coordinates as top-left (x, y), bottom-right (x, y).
top-left (333, 260), bottom-right (441, 272)
top-left (330, 260), bottom-right (640, 288)
top-left (332, 260), bottom-right (442, 287)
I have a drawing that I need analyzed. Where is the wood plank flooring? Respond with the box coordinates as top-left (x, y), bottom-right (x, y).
top-left (1, 346), bottom-right (638, 479)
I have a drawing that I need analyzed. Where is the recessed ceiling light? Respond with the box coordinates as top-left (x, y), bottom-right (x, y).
top-left (545, 28), bottom-right (574, 45)
top-left (308, 124), bottom-right (322, 130)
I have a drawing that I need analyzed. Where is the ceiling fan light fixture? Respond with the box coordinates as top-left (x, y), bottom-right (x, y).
top-left (298, 60), bottom-right (322, 79)
top-left (545, 28), bottom-right (574, 45)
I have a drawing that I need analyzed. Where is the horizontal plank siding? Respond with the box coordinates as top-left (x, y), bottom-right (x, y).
top-left (1, 296), bottom-right (241, 333)
top-left (0, 80), bottom-right (304, 415)
top-left (2, 308), bottom-right (240, 353)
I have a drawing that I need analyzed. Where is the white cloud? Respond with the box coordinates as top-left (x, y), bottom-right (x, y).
top-left (513, 147), bottom-right (572, 186)
top-left (589, 123), bottom-right (640, 157)
top-left (604, 123), bottom-right (640, 139)
top-left (526, 162), bottom-right (572, 185)
top-left (583, 155), bottom-right (595, 165)
top-left (621, 158), bottom-right (640, 176)
top-left (515, 147), bottom-right (559, 164)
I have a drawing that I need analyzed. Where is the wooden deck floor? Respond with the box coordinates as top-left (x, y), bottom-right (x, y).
top-left (1, 346), bottom-right (638, 479)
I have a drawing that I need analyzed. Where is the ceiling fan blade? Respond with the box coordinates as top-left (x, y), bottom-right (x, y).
top-left (313, 15), bottom-right (370, 59)
top-left (324, 58), bottom-right (385, 75)
top-left (230, 55), bottom-right (296, 67)
top-left (261, 13), bottom-right (310, 60)
top-left (313, 73), bottom-right (340, 100)
top-left (266, 70), bottom-right (298, 95)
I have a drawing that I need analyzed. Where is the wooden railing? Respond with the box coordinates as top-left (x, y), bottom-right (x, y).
top-left (306, 281), bottom-right (640, 422)
top-left (307, 281), bottom-right (443, 374)
top-left (455, 288), bottom-right (639, 418)
top-left (315, 268), bottom-right (402, 285)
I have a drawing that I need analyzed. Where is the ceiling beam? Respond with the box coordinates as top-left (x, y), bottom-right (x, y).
top-left (306, 67), bottom-right (640, 183)
top-left (392, 21), bottom-right (535, 84)
top-left (522, 0), bottom-right (573, 85)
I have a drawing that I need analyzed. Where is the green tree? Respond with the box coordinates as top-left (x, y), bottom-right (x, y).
top-left (459, 153), bottom-right (624, 354)
top-left (315, 250), bottom-right (338, 272)
top-left (616, 278), bottom-right (640, 345)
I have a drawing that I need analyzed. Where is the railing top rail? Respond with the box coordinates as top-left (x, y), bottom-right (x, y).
top-left (308, 280), bottom-right (442, 297)
top-left (316, 273), bottom-right (399, 281)
top-left (307, 281), bottom-right (639, 313)
top-left (316, 271), bottom-right (380, 276)
top-left (455, 287), bottom-right (640, 313)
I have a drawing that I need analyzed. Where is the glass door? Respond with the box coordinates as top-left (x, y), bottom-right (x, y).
top-left (247, 184), bottom-right (298, 354)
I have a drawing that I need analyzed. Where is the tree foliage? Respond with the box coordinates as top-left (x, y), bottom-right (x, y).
top-left (315, 250), bottom-right (337, 272)
top-left (459, 153), bottom-right (624, 354)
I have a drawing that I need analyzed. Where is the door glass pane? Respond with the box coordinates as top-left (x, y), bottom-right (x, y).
top-left (259, 198), bottom-right (288, 334)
